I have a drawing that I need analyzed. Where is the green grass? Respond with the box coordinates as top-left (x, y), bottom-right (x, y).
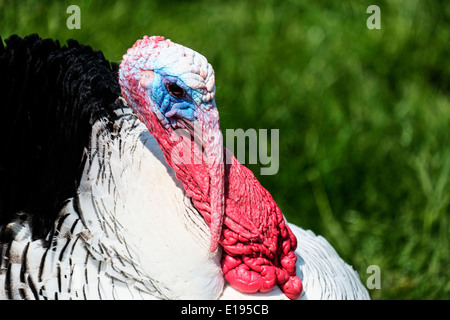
top-left (1, 0), bottom-right (449, 299)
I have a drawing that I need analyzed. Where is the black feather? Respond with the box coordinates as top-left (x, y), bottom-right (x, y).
top-left (0, 34), bottom-right (123, 240)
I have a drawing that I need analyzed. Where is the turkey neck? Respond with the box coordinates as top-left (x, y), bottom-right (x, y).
top-left (133, 94), bottom-right (225, 253)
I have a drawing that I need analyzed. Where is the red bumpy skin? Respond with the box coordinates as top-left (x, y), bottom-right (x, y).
top-left (220, 151), bottom-right (302, 300)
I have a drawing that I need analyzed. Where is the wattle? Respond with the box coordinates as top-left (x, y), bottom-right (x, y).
top-left (219, 151), bottom-right (302, 300)
top-left (172, 147), bottom-right (303, 299)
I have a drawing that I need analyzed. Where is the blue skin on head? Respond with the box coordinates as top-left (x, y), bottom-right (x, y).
top-left (147, 71), bottom-right (205, 125)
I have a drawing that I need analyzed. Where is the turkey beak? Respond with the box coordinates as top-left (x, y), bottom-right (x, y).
top-left (197, 107), bottom-right (224, 252)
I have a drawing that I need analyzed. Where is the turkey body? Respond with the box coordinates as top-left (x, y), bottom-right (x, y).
top-left (0, 34), bottom-right (370, 300)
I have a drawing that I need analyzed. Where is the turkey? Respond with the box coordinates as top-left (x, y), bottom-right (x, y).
top-left (0, 34), bottom-right (370, 300)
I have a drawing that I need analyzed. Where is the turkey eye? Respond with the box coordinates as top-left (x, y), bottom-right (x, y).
top-left (166, 82), bottom-right (185, 99)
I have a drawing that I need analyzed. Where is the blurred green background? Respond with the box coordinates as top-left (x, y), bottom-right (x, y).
top-left (1, 0), bottom-right (449, 299)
